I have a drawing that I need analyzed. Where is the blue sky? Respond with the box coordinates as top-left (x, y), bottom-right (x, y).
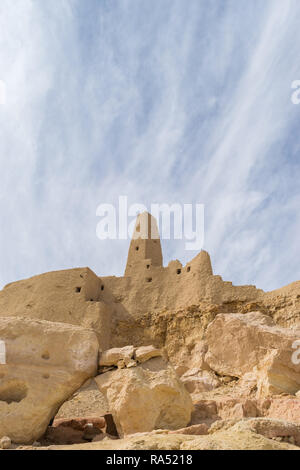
top-left (0, 0), bottom-right (300, 291)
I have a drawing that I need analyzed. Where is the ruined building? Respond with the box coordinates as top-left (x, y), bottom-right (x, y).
top-left (0, 212), bottom-right (299, 359)
top-left (0, 212), bottom-right (300, 447)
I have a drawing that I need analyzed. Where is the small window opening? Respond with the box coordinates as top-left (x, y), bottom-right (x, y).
top-left (187, 267), bottom-right (191, 272)
top-left (146, 277), bottom-right (152, 283)
top-left (135, 246), bottom-right (139, 251)
top-left (177, 269), bottom-right (181, 275)
top-left (101, 285), bottom-right (104, 291)
top-left (75, 287), bottom-right (81, 293)
top-left (146, 265), bottom-right (150, 269)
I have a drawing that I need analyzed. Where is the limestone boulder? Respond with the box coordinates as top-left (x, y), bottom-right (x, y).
top-left (217, 398), bottom-right (259, 420)
top-left (191, 396), bottom-right (300, 427)
top-left (95, 357), bottom-right (193, 436)
top-left (191, 398), bottom-right (259, 425)
top-left (0, 317), bottom-right (99, 444)
top-left (99, 346), bottom-right (135, 368)
top-left (226, 418), bottom-right (300, 447)
top-left (255, 348), bottom-right (300, 397)
top-left (180, 368), bottom-right (220, 394)
top-left (134, 345), bottom-right (162, 363)
top-left (204, 311), bottom-right (300, 396)
top-left (261, 397), bottom-right (300, 424)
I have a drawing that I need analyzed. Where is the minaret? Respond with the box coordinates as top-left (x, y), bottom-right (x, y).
top-left (125, 212), bottom-right (163, 276)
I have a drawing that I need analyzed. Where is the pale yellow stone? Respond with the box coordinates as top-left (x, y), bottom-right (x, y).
top-left (0, 317), bottom-right (99, 444)
top-left (99, 346), bottom-right (135, 367)
top-left (180, 368), bottom-right (220, 394)
top-left (204, 311), bottom-right (300, 396)
top-left (134, 345), bottom-right (162, 363)
top-left (95, 357), bottom-right (193, 437)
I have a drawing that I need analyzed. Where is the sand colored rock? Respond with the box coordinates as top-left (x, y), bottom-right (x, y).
top-left (99, 345), bottom-right (135, 367)
top-left (190, 398), bottom-right (259, 426)
top-left (217, 399), bottom-right (259, 420)
top-left (211, 418), bottom-right (300, 446)
top-left (262, 397), bottom-right (300, 424)
top-left (98, 345), bottom-right (162, 368)
top-left (190, 395), bottom-right (300, 429)
top-left (0, 317), bottom-right (99, 444)
top-left (0, 436), bottom-right (11, 449)
top-left (168, 423), bottom-right (209, 435)
top-left (204, 311), bottom-right (300, 396)
top-left (95, 357), bottom-right (193, 436)
top-left (180, 368), bottom-right (220, 394)
top-left (0, 267), bottom-right (112, 348)
top-left (255, 349), bottom-right (300, 397)
top-left (134, 345), bottom-right (162, 363)
top-left (39, 424), bottom-right (299, 450)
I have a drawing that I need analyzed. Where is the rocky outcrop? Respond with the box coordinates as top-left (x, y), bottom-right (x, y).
top-left (135, 345), bottom-right (162, 363)
top-left (210, 418), bottom-right (300, 447)
top-left (204, 311), bottom-right (300, 396)
top-left (262, 397), bottom-right (300, 424)
top-left (39, 421), bottom-right (300, 450)
top-left (180, 369), bottom-right (220, 395)
top-left (0, 317), bottom-right (99, 444)
top-left (99, 345), bottom-right (162, 369)
top-left (99, 345), bottom-right (135, 368)
top-left (95, 356), bottom-right (193, 436)
top-left (190, 396), bottom-right (300, 427)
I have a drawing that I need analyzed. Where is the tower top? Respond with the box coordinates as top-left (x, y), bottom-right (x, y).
top-left (125, 212), bottom-right (163, 276)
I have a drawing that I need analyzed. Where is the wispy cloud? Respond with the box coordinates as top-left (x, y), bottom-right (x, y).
top-left (0, 0), bottom-right (299, 291)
